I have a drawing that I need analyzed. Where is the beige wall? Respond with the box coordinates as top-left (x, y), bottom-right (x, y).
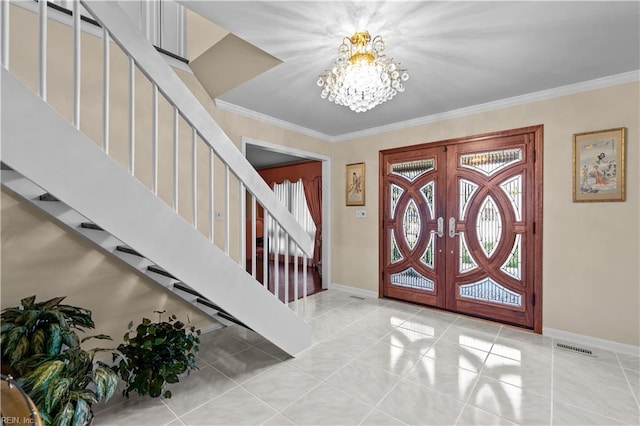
top-left (330, 82), bottom-right (640, 346)
top-left (1, 188), bottom-right (213, 343)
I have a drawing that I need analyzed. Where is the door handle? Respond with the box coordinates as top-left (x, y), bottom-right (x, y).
top-left (449, 217), bottom-right (461, 238)
top-left (430, 217), bottom-right (444, 238)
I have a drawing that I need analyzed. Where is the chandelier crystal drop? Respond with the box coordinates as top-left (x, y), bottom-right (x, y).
top-left (317, 31), bottom-right (409, 113)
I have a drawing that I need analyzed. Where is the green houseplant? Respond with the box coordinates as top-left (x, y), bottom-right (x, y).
top-left (20, 337), bottom-right (119, 426)
top-left (1, 296), bottom-right (96, 376)
top-left (112, 311), bottom-right (200, 398)
top-left (1, 296), bottom-right (119, 425)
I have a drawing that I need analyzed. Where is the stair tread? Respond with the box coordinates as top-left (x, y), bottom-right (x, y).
top-left (39, 193), bottom-right (59, 202)
top-left (147, 265), bottom-right (178, 280)
top-left (115, 245), bottom-right (143, 257)
top-left (80, 222), bottom-right (104, 231)
top-left (174, 282), bottom-right (203, 298)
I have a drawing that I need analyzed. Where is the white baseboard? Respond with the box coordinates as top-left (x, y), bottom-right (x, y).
top-left (329, 282), bottom-right (379, 299)
top-left (544, 327), bottom-right (640, 357)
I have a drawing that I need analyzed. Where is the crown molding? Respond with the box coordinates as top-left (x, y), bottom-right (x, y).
top-left (331, 70), bottom-right (640, 142)
top-left (214, 99), bottom-right (334, 142)
top-left (215, 70), bottom-right (639, 144)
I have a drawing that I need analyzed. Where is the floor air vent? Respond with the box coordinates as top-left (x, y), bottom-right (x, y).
top-left (349, 295), bottom-right (365, 300)
top-left (556, 342), bottom-right (596, 357)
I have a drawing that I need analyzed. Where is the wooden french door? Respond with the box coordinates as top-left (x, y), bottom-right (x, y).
top-left (380, 126), bottom-right (542, 331)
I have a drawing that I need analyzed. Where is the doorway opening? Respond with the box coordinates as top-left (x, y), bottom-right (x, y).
top-left (243, 137), bottom-right (331, 301)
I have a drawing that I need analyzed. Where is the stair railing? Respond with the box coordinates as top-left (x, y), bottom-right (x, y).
top-left (0, 1), bottom-right (314, 310)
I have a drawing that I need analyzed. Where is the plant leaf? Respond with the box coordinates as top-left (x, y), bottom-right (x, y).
top-left (93, 365), bottom-right (119, 401)
top-left (52, 401), bottom-right (74, 426)
top-left (42, 296), bottom-right (67, 310)
top-left (80, 334), bottom-right (112, 343)
top-left (32, 328), bottom-right (47, 355)
top-left (20, 295), bottom-right (36, 309)
top-left (47, 323), bottom-right (62, 355)
top-left (71, 398), bottom-right (91, 426)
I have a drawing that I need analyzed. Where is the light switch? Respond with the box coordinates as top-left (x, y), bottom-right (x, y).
top-left (356, 210), bottom-right (366, 218)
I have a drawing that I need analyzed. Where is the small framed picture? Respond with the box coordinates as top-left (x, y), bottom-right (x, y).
top-left (346, 162), bottom-right (365, 206)
top-left (573, 127), bottom-right (626, 202)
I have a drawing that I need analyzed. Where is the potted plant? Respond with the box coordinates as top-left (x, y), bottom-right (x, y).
top-left (1, 296), bottom-right (119, 425)
top-left (20, 337), bottom-right (119, 425)
top-left (1, 296), bottom-right (96, 376)
top-left (112, 311), bottom-right (200, 398)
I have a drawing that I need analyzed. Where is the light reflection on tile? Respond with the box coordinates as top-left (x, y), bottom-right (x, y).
top-left (469, 376), bottom-right (551, 424)
top-left (357, 340), bottom-right (422, 376)
top-left (404, 355), bottom-right (479, 401)
top-left (483, 353), bottom-right (552, 391)
top-left (424, 339), bottom-right (489, 373)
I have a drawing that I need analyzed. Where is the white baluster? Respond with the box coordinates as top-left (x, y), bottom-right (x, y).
top-left (72, 0), bottom-right (80, 129)
top-left (251, 196), bottom-right (257, 278)
top-left (224, 164), bottom-right (230, 255)
top-left (151, 83), bottom-right (158, 192)
top-left (303, 255), bottom-right (308, 300)
top-left (284, 236), bottom-right (289, 306)
top-left (294, 250), bottom-right (299, 309)
top-left (173, 107), bottom-right (179, 211)
top-left (209, 147), bottom-right (214, 242)
top-left (1, 0), bottom-right (9, 68)
top-left (39, 0), bottom-right (47, 100)
top-left (128, 57), bottom-right (135, 174)
top-left (191, 128), bottom-right (197, 227)
top-left (240, 181), bottom-right (246, 266)
top-left (102, 28), bottom-right (109, 153)
top-left (274, 224), bottom-right (279, 300)
top-left (264, 211), bottom-right (270, 293)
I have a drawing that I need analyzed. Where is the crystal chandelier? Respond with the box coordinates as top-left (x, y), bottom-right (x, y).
top-left (317, 31), bottom-right (409, 113)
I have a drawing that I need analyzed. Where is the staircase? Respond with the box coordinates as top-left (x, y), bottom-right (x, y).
top-left (0, 1), bottom-right (312, 355)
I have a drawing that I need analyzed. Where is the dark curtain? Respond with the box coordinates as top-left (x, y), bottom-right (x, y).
top-left (302, 176), bottom-right (322, 266)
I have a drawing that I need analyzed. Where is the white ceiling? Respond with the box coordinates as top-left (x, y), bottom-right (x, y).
top-left (180, 1), bottom-right (640, 139)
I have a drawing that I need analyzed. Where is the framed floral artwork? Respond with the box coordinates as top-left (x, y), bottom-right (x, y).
top-left (573, 127), bottom-right (626, 202)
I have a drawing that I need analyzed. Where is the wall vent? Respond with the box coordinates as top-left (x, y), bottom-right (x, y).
top-left (556, 342), bottom-right (596, 357)
top-left (349, 295), bottom-right (366, 300)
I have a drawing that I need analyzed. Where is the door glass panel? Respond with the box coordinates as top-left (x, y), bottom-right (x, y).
top-left (391, 267), bottom-right (434, 291)
top-left (391, 230), bottom-right (403, 264)
top-left (403, 199), bottom-right (420, 250)
top-left (501, 234), bottom-right (522, 279)
top-left (459, 232), bottom-right (478, 273)
top-left (390, 184), bottom-right (404, 218)
top-left (459, 278), bottom-right (522, 307)
top-left (420, 181), bottom-right (435, 220)
top-left (460, 148), bottom-right (522, 176)
top-left (391, 159), bottom-right (435, 181)
top-left (459, 179), bottom-right (479, 220)
top-left (477, 196), bottom-right (502, 258)
top-left (500, 175), bottom-right (523, 221)
top-left (420, 234), bottom-right (434, 269)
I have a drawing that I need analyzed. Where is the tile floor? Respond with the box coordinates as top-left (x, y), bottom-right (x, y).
top-left (94, 289), bottom-right (640, 425)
